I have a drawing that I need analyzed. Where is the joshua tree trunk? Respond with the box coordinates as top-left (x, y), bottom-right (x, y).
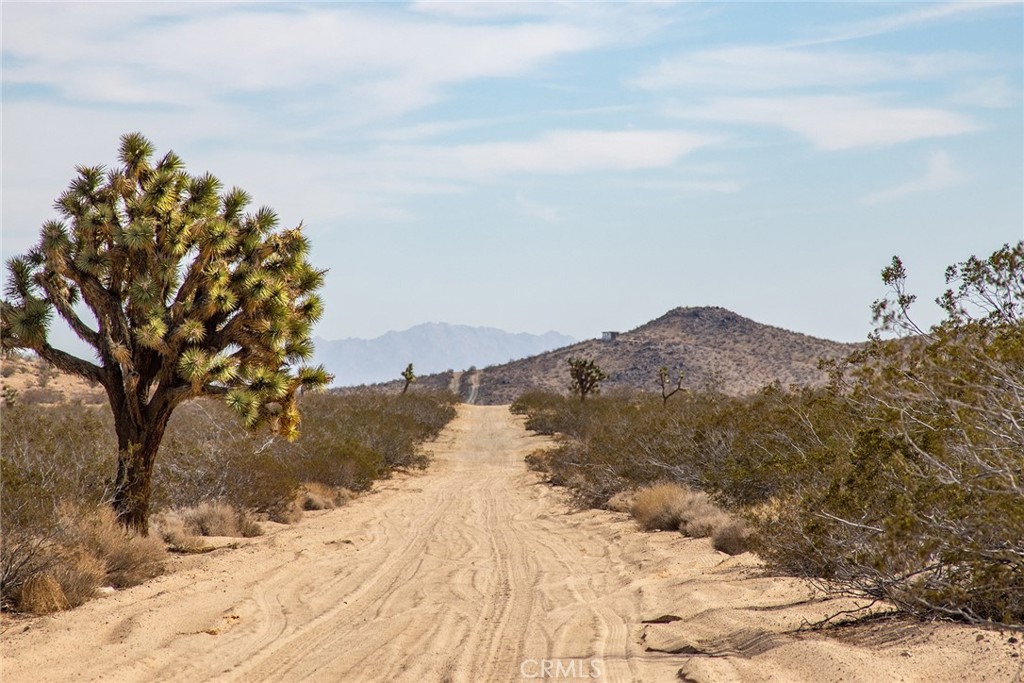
top-left (110, 395), bottom-right (175, 534)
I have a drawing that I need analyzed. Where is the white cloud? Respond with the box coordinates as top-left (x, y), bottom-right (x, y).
top-left (410, 2), bottom-right (574, 21)
top-left (950, 77), bottom-right (1019, 109)
top-left (863, 151), bottom-right (968, 205)
top-left (409, 1), bottom-right (683, 43)
top-left (2, 4), bottom-right (603, 121)
top-left (792, 2), bottom-right (1019, 48)
top-left (372, 119), bottom-right (495, 143)
top-left (516, 192), bottom-right (564, 224)
top-left (442, 130), bottom-right (716, 175)
top-left (623, 179), bottom-right (742, 194)
top-left (633, 46), bottom-right (976, 91)
top-left (669, 95), bottom-right (979, 151)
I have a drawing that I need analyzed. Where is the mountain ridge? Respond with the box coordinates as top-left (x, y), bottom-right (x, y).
top-left (313, 322), bottom-right (576, 387)
top-left (397, 306), bottom-right (859, 404)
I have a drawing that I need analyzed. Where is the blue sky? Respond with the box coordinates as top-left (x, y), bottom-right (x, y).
top-left (3, 2), bottom-right (1022, 350)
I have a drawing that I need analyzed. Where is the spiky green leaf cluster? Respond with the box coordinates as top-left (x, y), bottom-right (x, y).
top-left (1, 132), bottom-right (333, 438)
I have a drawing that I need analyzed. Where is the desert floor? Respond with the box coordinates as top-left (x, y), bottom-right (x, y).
top-left (2, 405), bottom-right (1021, 682)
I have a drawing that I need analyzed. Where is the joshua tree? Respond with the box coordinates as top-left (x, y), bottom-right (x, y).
top-left (401, 362), bottom-right (416, 394)
top-left (568, 357), bottom-right (607, 402)
top-left (1, 133), bottom-right (331, 532)
top-left (657, 366), bottom-right (684, 406)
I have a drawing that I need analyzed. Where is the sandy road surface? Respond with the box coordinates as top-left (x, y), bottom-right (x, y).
top-left (3, 406), bottom-right (1021, 683)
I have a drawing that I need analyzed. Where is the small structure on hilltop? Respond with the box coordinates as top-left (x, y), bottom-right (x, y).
top-left (602, 331), bottom-right (620, 342)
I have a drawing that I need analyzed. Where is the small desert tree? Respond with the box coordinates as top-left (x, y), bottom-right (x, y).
top-left (1, 133), bottom-right (331, 533)
top-left (401, 362), bottom-right (416, 395)
top-left (568, 357), bottom-right (607, 402)
top-left (761, 242), bottom-right (1024, 626)
top-left (657, 366), bottom-right (684, 406)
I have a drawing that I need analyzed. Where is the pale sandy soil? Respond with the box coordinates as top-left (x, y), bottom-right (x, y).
top-left (2, 405), bottom-right (1021, 682)
top-left (0, 354), bottom-right (105, 404)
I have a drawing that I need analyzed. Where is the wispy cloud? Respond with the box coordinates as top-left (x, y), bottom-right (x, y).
top-left (639, 180), bottom-right (740, 195)
top-left (790, 2), bottom-right (1018, 48)
top-left (863, 151), bottom-right (968, 205)
top-left (3, 4), bottom-right (604, 122)
top-left (633, 46), bottom-right (977, 91)
top-left (669, 95), bottom-right (979, 151)
top-left (442, 130), bottom-right (717, 175)
top-left (950, 77), bottom-right (1019, 109)
top-left (516, 192), bottom-right (564, 224)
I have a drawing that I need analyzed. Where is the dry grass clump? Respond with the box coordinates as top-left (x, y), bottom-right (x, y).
top-left (56, 505), bottom-right (167, 588)
top-left (301, 487), bottom-right (334, 511)
top-left (180, 502), bottom-right (263, 538)
top-left (151, 511), bottom-right (208, 553)
top-left (682, 508), bottom-right (733, 538)
top-left (49, 551), bottom-right (106, 607)
top-left (269, 501), bottom-right (304, 524)
top-left (299, 482), bottom-right (353, 511)
top-left (17, 573), bottom-right (70, 614)
top-left (606, 490), bottom-right (635, 514)
top-left (5, 506), bottom-right (167, 613)
top-left (711, 521), bottom-right (753, 556)
top-left (631, 484), bottom-right (711, 531)
top-left (630, 483), bottom-right (752, 555)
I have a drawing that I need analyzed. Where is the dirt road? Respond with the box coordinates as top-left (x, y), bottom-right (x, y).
top-left (2, 406), bottom-right (1020, 682)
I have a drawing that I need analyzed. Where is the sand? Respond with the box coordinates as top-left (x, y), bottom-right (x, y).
top-left (2, 405), bottom-right (1020, 682)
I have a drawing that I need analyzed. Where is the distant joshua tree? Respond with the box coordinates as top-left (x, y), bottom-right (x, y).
top-left (401, 363), bottom-right (416, 394)
top-left (0, 133), bottom-right (331, 532)
top-left (657, 366), bottom-right (684, 406)
top-left (568, 357), bottom-right (607, 402)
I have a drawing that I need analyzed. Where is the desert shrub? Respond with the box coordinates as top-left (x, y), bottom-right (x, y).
top-left (299, 482), bottom-right (350, 511)
top-left (511, 391), bottom-right (588, 436)
top-left (180, 502), bottom-right (263, 538)
top-left (1, 403), bottom-right (115, 528)
top-left (151, 511), bottom-right (207, 553)
top-left (269, 501), bottom-right (304, 525)
top-left (1, 403), bottom-right (117, 609)
top-left (313, 391), bottom-right (458, 470)
top-left (516, 243), bottom-right (1024, 627)
top-left (712, 521), bottom-right (752, 556)
top-left (0, 532), bottom-right (53, 610)
top-left (71, 391), bottom-right (106, 406)
top-left (631, 484), bottom-right (710, 531)
top-left (629, 483), bottom-right (742, 547)
top-left (236, 510), bottom-right (264, 537)
top-left (300, 485), bottom-right (334, 511)
top-left (4, 505), bottom-right (166, 613)
top-left (49, 550), bottom-right (106, 607)
top-left (750, 245), bottom-right (1024, 626)
top-left (153, 400), bottom-right (299, 514)
top-left (181, 502), bottom-right (238, 537)
top-left (153, 391), bottom-right (455, 524)
top-left (18, 387), bottom-right (64, 404)
top-left (16, 573), bottom-right (70, 614)
top-left (605, 490), bottom-right (635, 513)
top-left (682, 508), bottom-right (733, 539)
top-left (55, 505), bottom-right (166, 588)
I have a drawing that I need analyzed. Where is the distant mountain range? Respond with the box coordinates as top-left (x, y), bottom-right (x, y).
top-left (398, 307), bottom-right (859, 404)
top-left (313, 323), bottom-right (576, 387)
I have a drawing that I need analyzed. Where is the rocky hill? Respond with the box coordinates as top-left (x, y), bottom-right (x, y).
top-left (406, 307), bottom-right (858, 404)
top-left (313, 323), bottom-right (575, 387)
